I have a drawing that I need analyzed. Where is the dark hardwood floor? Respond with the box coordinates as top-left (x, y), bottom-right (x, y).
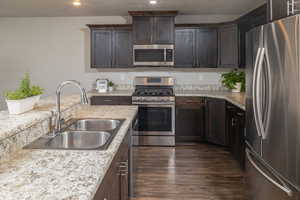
top-left (131, 144), bottom-right (248, 200)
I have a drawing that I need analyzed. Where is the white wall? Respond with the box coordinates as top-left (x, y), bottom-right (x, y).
top-left (0, 15), bottom-right (234, 110)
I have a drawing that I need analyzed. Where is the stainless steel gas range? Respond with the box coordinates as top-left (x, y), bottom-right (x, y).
top-left (132, 77), bottom-right (175, 146)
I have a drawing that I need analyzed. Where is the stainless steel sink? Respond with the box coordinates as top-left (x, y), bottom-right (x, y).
top-left (24, 118), bottom-right (125, 150)
top-left (25, 131), bottom-right (111, 150)
top-left (67, 119), bottom-right (121, 131)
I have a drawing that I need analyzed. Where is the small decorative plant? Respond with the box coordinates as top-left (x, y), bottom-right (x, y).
top-left (221, 69), bottom-right (245, 92)
top-left (5, 73), bottom-right (43, 100)
top-left (108, 81), bottom-right (115, 88)
top-left (108, 81), bottom-right (115, 92)
top-left (4, 73), bottom-right (44, 114)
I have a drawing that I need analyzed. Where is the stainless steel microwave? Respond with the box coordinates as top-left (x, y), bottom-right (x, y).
top-left (133, 44), bottom-right (174, 66)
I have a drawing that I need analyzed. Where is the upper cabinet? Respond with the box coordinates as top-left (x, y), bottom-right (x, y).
top-left (218, 24), bottom-right (239, 68)
top-left (175, 28), bottom-right (196, 67)
top-left (175, 27), bottom-right (217, 68)
top-left (130, 11), bottom-right (177, 45)
top-left (268, 0), bottom-right (300, 21)
top-left (88, 25), bottom-right (132, 68)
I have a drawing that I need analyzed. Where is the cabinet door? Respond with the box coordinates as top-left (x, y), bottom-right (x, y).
top-left (226, 104), bottom-right (237, 151)
top-left (236, 111), bottom-right (246, 170)
top-left (175, 28), bottom-right (196, 67)
top-left (153, 16), bottom-right (174, 44)
top-left (205, 98), bottom-right (227, 146)
top-left (119, 131), bottom-right (130, 200)
top-left (268, 0), bottom-right (288, 21)
top-left (196, 28), bottom-right (218, 68)
top-left (113, 30), bottom-right (133, 68)
top-left (218, 24), bottom-right (239, 68)
top-left (133, 16), bottom-right (152, 44)
top-left (175, 97), bottom-right (205, 143)
top-left (91, 30), bottom-right (112, 68)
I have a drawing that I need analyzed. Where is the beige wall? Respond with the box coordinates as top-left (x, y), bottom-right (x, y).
top-left (0, 15), bottom-right (237, 110)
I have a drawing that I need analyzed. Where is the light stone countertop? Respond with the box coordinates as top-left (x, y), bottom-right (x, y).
top-left (175, 90), bottom-right (246, 110)
top-left (0, 95), bottom-right (81, 141)
top-left (0, 105), bottom-right (138, 200)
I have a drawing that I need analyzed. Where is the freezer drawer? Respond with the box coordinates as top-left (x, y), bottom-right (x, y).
top-left (246, 148), bottom-right (299, 200)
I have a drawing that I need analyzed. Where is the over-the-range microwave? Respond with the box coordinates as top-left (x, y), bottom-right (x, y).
top-left (133, 44), bottom-right (174, 66)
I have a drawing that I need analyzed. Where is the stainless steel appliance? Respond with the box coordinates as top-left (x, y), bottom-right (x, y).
top-left (246, 15), bottom-right (300, 200)
top-left (133, 45), bottom-right (174, 66)
top-left (132, 77), bottom-right (175, 146)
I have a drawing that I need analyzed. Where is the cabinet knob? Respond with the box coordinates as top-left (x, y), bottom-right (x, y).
top-left (232, 118), bottom-right (237, 126)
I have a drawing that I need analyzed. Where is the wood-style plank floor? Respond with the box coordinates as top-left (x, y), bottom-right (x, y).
top-left (131, 144), bottom-right (248, 200)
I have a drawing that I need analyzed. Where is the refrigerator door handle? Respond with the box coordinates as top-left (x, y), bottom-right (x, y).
top-left (256, 48), bottom-right (267, 140)
top-left (246, 149), bottom-right (293, 197)
top-left (262, 48), bottom-right (272, 139)
top-left (253, 47), bottom-right (263, 137)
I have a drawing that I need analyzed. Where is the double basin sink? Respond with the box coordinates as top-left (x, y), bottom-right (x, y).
top-left (25, 119), bottom-right (124, 150)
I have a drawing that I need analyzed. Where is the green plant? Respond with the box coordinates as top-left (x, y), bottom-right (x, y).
top-left (108, 81), bottom-right (114, 87)
top-left (4, 73), bottom-right (44, 100)
top-left (221, 69), bottom-right (245, 92)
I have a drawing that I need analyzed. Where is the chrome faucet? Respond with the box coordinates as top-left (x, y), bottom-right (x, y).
top-left (53, 80), bottom-right (89, 134)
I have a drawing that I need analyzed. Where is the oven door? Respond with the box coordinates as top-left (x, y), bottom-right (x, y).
top-left (136, 104), bottom-right (175, 136)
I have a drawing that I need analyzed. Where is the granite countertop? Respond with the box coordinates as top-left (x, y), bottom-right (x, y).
top-left (88, 89), bottom-right (134, 97)
top-left (175, 90), bottom-right (246, 110)
top-left (88, 89), bottom-right (246, 110)
top-left (0, 95), bottom-right (81, 141)
top-left (0, 105), bottom-right (138, 200)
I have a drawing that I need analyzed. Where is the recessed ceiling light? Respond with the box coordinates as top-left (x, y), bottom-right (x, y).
top-left (149, 0), bottom-right (157, 5)
top-left (72, 1), bottom-right (81, 6)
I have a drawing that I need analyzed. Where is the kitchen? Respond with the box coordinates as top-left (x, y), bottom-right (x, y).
top-left (0, 0), bottom-right (299, 200)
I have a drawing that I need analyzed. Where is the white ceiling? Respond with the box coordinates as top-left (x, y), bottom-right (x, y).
top-left (0, 0), bottom-right (266, 17)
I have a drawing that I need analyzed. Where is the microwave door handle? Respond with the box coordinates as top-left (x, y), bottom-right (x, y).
top-left (164, 48), bottom-right (167, 62)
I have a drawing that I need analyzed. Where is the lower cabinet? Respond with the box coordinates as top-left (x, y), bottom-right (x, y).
top-left (175, 97), bottom-right (205, 143)
top-left (204, 98), bottom-right (227, 146)
top-left (94, 130), bottom-right (130, 200)
top-left (226, 103), bottom-right (246, 170)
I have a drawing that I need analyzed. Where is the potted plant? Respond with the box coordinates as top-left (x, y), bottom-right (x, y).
top-left (4, 73), bottom-right (44, 115)
top-left (221, 69), bottom-right (245, 93)
top-left (108, 81), bottom-right (115, 92)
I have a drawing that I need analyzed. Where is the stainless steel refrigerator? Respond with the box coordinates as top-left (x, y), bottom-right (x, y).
top-left (246, 15), bottom-right (300, 200)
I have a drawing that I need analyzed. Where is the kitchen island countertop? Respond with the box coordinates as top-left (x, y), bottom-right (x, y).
top-left (0, 105), bottom-right (138, 200)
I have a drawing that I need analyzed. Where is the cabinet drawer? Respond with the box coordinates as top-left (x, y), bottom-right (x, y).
top-left (176, 97), bottom-right (205, 107)
top-left (90, 96), bottom-right (132, 105)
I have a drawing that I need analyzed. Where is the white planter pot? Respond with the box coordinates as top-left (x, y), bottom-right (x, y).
top-left (108, 87), bottom-right (114, 92)
top-left (6, 95), bottom-right (41, 115)
top-left (232, 82), bottom-right (242, 93)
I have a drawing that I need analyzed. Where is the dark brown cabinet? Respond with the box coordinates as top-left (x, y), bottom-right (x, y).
top-left (204, 98), bottom-right (227, 146)
top-left (91, 30), bottom-right (112, 68)
top-left (196, 28), bottom-right (218, 67)
top-left (113, 30), bottom-right (133, 67)
top-left (267, 0), bottom-right (300, 21)
top-left (218, 24), bottom-right (239, 68)
top-left (132, 16), bottom-right (175, 44)
top-left (90, 96), bottom-right (132, 105)
top-left (89, 26), bottom-right (132, 68)
top-left (175, 27), bottom-right (217, 68)
top-left (175, 28), bottom-right (196, 67)
top-left (93, 130), bottom-right (130, 200)
top-left (226, 103), bottom-right (246, 170)
top-left (175, 97), bottom-right (205, 143)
